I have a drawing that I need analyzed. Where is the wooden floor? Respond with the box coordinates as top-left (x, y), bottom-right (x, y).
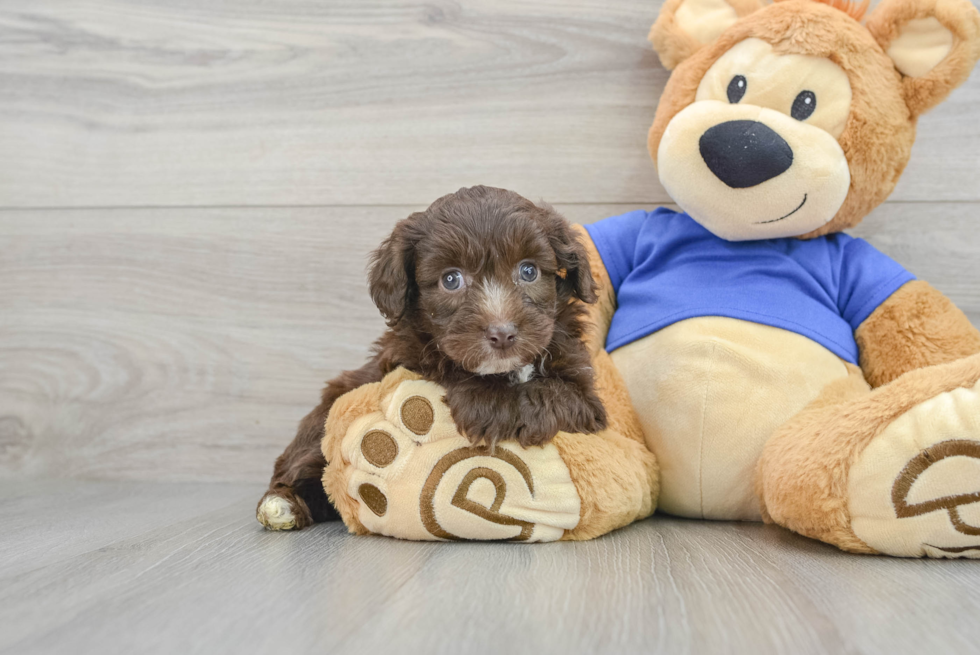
top-left (3, 480), bottom-right (980, 655)
top-left (2, 0), bottom-right (980, 653)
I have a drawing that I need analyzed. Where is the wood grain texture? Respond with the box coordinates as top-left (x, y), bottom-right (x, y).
top-left (1, 480), bottom-right (979, 655)
top-left (0, 0), bottom-right (977, 208)
top-left (2, 202), bottom-right (978, 482)
top-left (0, 479), bottom-right (255, 579)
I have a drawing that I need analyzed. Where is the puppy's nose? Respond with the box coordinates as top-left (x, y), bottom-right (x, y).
top-left (699, 120), bottom-right (793, 188)
top-left (486, 323), bottom-right (518, 351)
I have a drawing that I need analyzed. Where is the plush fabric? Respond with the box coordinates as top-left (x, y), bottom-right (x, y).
top-left (866, 0), bottom-right (980, 117)
top-left (638, 0), bottom-right (980, 558)
top-left (849, 375), bottom-right (980, 557)
top-left (856, 280), bottom-right (980, 387)
top-left (659, 38), bottom-right (856, 239)
top-left (611, 316), bottom-right (849, 520)
top-left (757, 354), bottom-right (980, 555)
top-left (650, 0), bottom-right (764, 70)
top-left (585, 208), bottom-right (914, 363)
top-left (650, 0), bottom-right (919, 238)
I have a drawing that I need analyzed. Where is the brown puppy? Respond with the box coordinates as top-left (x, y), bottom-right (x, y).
top-left (257, 186), bottom-right (607, 530)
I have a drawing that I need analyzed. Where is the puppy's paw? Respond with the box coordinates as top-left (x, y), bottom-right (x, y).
top-left (256, 492), bottom-right (311, 531)
top-left (515, 410), bottom-right (560, 448)
top-left (445, 390), bottom-right (523, 446)
top-left (566, 394), bottom-right (608, 435)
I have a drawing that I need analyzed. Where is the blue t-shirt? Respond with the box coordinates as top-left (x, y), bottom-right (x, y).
top-left (584, 208), bottom-right (915, 364)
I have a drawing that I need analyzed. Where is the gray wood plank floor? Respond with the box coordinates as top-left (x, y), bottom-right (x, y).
top-left (2, 480), bottom-right (979, 655)
top-left (0, 482), bottom-right (980, 655)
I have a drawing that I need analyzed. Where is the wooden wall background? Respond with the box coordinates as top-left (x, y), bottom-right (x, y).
top-left (1, 0), bottom-right (978, 483)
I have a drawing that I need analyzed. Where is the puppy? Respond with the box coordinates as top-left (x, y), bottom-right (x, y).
top-left (257, 186), bottom-right (607, 530)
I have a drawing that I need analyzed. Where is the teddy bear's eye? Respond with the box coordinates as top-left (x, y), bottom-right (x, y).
top-left (791, 90), bottom-right (817, 121)
top-left (727, 75), bottom-right (747, 104)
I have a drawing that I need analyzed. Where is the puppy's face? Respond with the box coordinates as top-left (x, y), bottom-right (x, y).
top-left (369, 186), bottom-right (597, 375)
top-left (415, 214), bottom-right (561, 374)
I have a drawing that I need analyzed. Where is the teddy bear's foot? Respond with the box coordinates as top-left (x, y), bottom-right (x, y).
top-left (848, 372), bottom-right (980, 558)
top-left (334, 377), bottom-right (582, 541)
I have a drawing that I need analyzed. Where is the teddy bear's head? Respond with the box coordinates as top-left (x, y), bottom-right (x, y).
top-left (647, 0), bottom-right (980, 241)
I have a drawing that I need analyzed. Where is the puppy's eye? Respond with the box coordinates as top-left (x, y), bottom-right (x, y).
top-left (791, 90), bottom-right (816, 121)
top-left (727, 75), bottom-right (746, 104)
top-left (440, 269), bottom-right (464, 291)
top-left (518, 262), bottom-right (538, 282)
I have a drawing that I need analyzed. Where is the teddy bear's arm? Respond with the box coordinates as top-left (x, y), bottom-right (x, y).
top-left (855, 280), bottom-right (980, 387)
top-left (571, 224), bottom-right (617, 357)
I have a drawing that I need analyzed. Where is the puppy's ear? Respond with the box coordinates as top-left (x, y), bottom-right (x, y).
top-left (368, 213), bottom-right (423, 326)
top-left (535, 206), bottom-right (599, 305)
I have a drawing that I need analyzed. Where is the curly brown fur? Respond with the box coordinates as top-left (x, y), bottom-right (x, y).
top-left (257, 361), bottom-right (384, 529)
top-left (259, 186), bottom-right (606, 529)
top-left (440, 297), bottom-right (606, 446)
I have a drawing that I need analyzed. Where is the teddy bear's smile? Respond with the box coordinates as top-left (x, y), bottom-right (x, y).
top-left (755, 193), bottom-right (807, 225)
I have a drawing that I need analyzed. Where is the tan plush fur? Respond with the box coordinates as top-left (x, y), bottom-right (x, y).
top-left (574, 224), bottom-right (617, 357)
top-left (856, 280), bottom-right (980, 388)
top-left (321, 368), bottom-right (420, 535)
top-left (757, 353), bottom-right (980, 553)
top-left (575, 223), bottom-right (652, 450)
top-left (650, 0), bottom-right (764, 70)
top-left (754, 363), bottom-right (873, 548)
top-left (866, 0), bottom-right (980, 117)
top-left (559, 238), bottom-right (660, 539)
top-left (649, 0), bottom-right (708, 71)
top-left (554, 347), bottom-right (659, 540)
top-left (554, 428), bottom-right (659, 541)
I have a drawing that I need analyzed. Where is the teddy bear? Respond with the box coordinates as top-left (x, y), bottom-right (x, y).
top-left (320, 0), bottom-right (980, 557)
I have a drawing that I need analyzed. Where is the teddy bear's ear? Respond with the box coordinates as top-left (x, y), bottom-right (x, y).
top-left (649, 0), bottom-right (763, 70)
top-left (866, 0), bottom-right (980, 118)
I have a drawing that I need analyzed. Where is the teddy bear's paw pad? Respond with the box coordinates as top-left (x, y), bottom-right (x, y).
top-left (360, 429), bottom-right (399, 468)
top-left (849, 378), bottom-right (980, 558)
top-left (341, 381), bottom-right (582, 542)
top-left (378, 379), bottom-right (460, 445)
top-left (356, 482), bottom-right (388, 517)
top-left (256, 495), bottom-right (297, 531)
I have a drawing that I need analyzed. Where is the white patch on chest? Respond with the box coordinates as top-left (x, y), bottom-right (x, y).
top-left (510, 364), bottom-right (535, 384)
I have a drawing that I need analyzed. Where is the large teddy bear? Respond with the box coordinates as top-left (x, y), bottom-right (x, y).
top-left (321, 0), bottom-right (980, 557)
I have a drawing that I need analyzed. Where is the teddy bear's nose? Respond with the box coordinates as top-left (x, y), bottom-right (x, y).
top-left (699, 120), bottom-right (794, 189)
